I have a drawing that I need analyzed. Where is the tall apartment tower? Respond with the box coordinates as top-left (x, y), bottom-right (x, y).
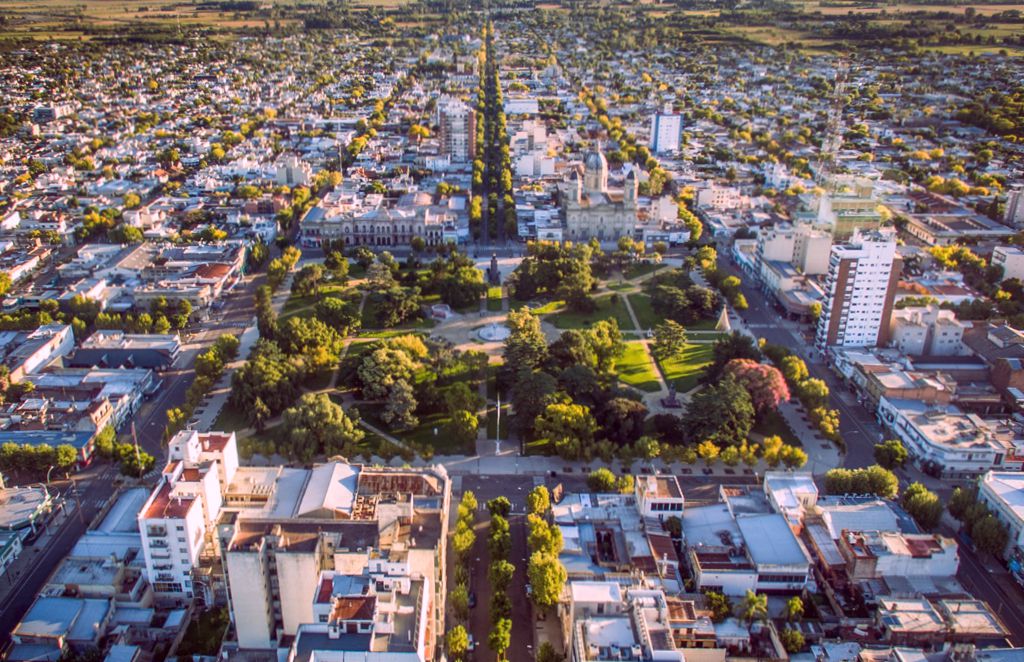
top-left (815, 228), bottom-right (901, 351)
top-left (1006, 188), bottom-right (1024, 228)
top-left (649, 111), bottom-right (683, 154)
top-left (437, 98), bottom-right (476, 163)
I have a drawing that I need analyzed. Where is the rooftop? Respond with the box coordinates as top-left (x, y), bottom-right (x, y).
top-left (981, 471), bottom-right (1024, 523)
top-left (737, 513), bottom-right (809, 567)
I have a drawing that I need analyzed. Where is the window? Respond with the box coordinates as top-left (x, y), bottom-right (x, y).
top-left (319, 615), bottom-right (328, 623)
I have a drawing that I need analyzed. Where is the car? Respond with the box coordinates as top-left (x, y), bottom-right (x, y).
top-left (468, 591), bottom-right (477, 608)
top-left (525, 583), bottom-right (532, 597)
top-left (467, 634), bottom-right (476, 651)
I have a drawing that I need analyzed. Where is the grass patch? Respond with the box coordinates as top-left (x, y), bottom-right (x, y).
top-left (752, 409), bottom-right (802, 447)
top-left (281, 283), bottom-right (354, 320)
top-left (655, 343), bottom-right (714, 393)
top-left (487, 286), bottom-right (503, 312)
top-left (302, 367), bottom-right (335, 391)
top-left (360, 404), bottom-right (473, 455)
top-left (627, 294), bottom-right (720, 332)
top-left (212, 401), bottom-right (249, 432)
top-left (547, 294), bottom-right (633, 330)
top-left (616, 342), bottom-right (662, 393)
top-left (176, 608), bottom-right (229, 657)
top-left (624, 262), bottom-right (666, 279)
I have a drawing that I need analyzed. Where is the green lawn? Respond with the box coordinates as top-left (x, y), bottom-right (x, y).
top-left (616, 341), bottom-right (662, 393)
top-left (212, 401), bottom-right (249, 432)
top-left (547, 294), bottom-right (634, 330)
top-left (281, 283), bottom-right (355, 320)
top-left (752, 409), bottom-right (802, 447)
top-left (624, 262), bottom-right (666, 279)
top-left (487, 286), bottom-right (503, 312)
top-left (627, 293), bottom-right (721, 333)
top-left (655, 343), bottom-right (714, 393)
top-left (360, 404), bottom-right (474, 455)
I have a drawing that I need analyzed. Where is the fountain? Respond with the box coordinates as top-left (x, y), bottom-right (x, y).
top-left (477, 322), bottom-right (511, 342)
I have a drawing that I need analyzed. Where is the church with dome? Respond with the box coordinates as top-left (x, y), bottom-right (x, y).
top-left (562, 146), bottom-right (639, 243)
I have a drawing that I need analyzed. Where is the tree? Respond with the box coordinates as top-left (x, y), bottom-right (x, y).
top-left (739, 590), bottom-right (768, 624)
top-left (372, 287), bottom-right (421, 327)
top-left (535, 402), bottom-right (596, 460)
top-left (315, 298), bottom-right (360, 335)
top-left (449, 585), bottom-right (470, 622)
top-left (824, 465), bottom-right (898, 498)
top-left (972, 514), bottom-right (1009, 556)
top-left (93, 425), bottom-right (116, 459)
top-left (528, 514), bottom-right (563, 556)
top-left (55, 444), bottom-right (77, 469)
top-left (780, 627), bottom-right (805, 654)
top-left (588, 319), bottom-right (624, 374)
top-left (682, 376), bottom-right (755, 446)
top-left (723, 359), bottom-right (790, 413)
top-left (874, 439), bottom-right (909, 469)
top-left (527, 485), bottom-right (551, 516)
top-left (452, 520), bottom-right (476, 562)
top-left (780, 445), bottom-right (808, 469)
top-left (949, 486), bottom-right (978, 520)
top-left (504, 309), bottom-right (549, 375)
top-left (588, 468), bottom-right (618, 492)
top-left (704, 591), bottom-right (732, 623)
top-left (366, 261), bottom-right (395, 289)
top-left (697, 440), bottom-right (720, 467)
top-left (324, 251), bottom-right (349, 281)
top-left (634, 435), bottom-right (661, 461)
top-left (488, 496), bottom-right (512, 518)
top-left (600, 397), bottom-right (648, 445)
top-left (548, 330), bottom-right (597, 371)
top-left (447, 625), bottom-right (469, 662)
top-left (798, 378), bottom-right (830, 409)
top-left (528, 552), bottom-right (567, 607)
top-left (489, 618), bottom-right (512, 661)
top-left (705, 332), bottom-right (760, 383)
top-left (354, 246), bottom-right (375, 270)
top-left (510, 369), bottom-right (558, 438)
top-left (382, 379), bottom-right (418, 431)
top-left (902, 482), bottom-right (943, 530)
top-left (489, 515), bottom-right (511, 559)
top-left (651, 320), bottom-right (687, 360)
top-left (292, 264), bottom-right (324, 296)
top-left (445, 410), bottom-right (479, 448)
top-left (358, 346), bottom-right (418, 400)
top-left (278, 317), bottom-right (345, 372)
top-left (489, 559), bottom-right (516, 592)
top-left (282, 393), bottom-right (364, 462)
top-left (780, 355), bottom-right (809, 385)
top-left (537, 642), bottom-right (560, 662)
top-left (785, 596), bottom-right (804, 622)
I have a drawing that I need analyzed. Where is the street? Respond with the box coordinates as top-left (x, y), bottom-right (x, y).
top-left (0, 468), bottom-right (117, 649)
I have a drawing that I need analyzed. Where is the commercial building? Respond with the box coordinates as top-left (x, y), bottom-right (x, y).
top-left (816, 229), bottom-right (901, 350)
top-left (977, 471), bottom-right (1024, 582)
top-left (437, 97), bottom-right (476, 163)
top-left (837, 530), bottom-right (958, 580)
top-left (876, 398), bottom-right (1024, 479)
top-left (0, 484), bottom-right (54, 536)
top-left (68, 331), bottom-right (181, 370)
top-left (649, 112), bottom-right (683, 154)
top-left (0, 324), bottom-right (75, 384)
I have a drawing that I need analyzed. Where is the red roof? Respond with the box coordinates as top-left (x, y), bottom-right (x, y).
top-left (144, 481), bottom-right (196, 520)
top-left (195, 263), bottom-right (232, 279)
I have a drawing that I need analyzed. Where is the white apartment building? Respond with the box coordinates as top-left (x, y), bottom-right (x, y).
top-left (275, 155), bottom-right (312, 188)
top-left (877, 398), bottom-right (1024, 479)
top-left (992, 245), bottom-right (1024, 281)
top-left (816, 229), bottom-right (901, 350)
top-left (138, 431), bottom-right (236, 604)
top-left (978, 471), bottom-right (1024, 574)
top-left (634, 475), bottom-right (684, 519)
top-left (756, 223), bottom-right (832, 277)
top-left (889, 305), bottom-right (968, 356)
top-left (1005, 188), bottom-right (1024, 228)
top-left (437, 97), bottom-right (476, 163)
top-left (649, 113), bottom-right (682, 154)
top-left (696, 185), bottom-right (741, 211)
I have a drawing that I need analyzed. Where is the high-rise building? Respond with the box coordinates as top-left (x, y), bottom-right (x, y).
top-left (649, 112), bottom-right (682, 154)
top-left (1006, 188), bottom-right (1024, 228)
top-left (816, 228), bottom-right (901, 350)
top-left (437, 97), bottom-right (476, 163)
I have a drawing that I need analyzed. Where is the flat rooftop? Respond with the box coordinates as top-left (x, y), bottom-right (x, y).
top-left (737, 514), bottom-right (808, 567)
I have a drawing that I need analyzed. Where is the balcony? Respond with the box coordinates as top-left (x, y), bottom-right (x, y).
top-left (147, 526), bottom-right (167, 537)
top-left (150, 539), bottom-right (169, 549)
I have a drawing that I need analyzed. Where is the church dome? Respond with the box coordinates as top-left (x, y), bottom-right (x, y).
top-left (583, 148), bottom-right (607, 173)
